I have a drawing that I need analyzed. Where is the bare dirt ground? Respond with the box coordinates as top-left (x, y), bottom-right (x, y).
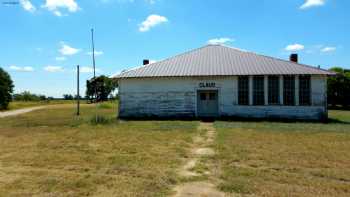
top-left (173, 122), bottom-right (225, 197)
top-left (0, 106), bottom-right (45, 118)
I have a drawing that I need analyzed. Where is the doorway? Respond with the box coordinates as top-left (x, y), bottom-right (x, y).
top-left (197, 90), bottom-right (219, 118)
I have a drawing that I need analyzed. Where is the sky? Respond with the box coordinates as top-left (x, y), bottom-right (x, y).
top-left (0, 0), bottom-right (349, 97)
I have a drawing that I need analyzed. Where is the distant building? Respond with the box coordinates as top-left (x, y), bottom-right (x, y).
top-left (112, 45), bottom-right (334, 120)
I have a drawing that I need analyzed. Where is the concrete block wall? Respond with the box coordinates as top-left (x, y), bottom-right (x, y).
top-left (118, 75), bottom-right (328, 120)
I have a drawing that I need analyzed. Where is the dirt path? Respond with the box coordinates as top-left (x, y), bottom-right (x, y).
top-left (0, 106), bottom-right (45, 118)
top-left (173, 122), bottom-right (225, 197)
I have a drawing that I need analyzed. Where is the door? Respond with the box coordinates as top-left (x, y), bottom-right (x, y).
top-left (197, 90), bottom-right (219, 117)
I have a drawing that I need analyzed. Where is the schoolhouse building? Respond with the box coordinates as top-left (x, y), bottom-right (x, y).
top-left (112, 45), bottom-right (333, 120)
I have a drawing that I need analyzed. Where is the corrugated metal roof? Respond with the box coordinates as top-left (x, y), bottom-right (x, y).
top-left (112, 45), bottom-right (334, 78)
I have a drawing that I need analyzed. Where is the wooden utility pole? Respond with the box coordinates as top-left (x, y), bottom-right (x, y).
top-left (91, 28), bottom-right (98, 122)
top-left (77, 65), bottom-right (80, 116)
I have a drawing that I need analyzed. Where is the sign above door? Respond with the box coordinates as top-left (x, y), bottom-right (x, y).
top-left (199, 82), bottom-right (216, 88)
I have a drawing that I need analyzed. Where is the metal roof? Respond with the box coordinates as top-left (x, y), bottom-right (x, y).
top-left (112, 45), bottom-right (334, 79)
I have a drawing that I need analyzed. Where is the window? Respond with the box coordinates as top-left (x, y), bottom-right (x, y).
top-left (209, 93), bottom-right (216, 100)
top-left (238, 76), bottom-right (249, 105)
top-left (200, 93), bottom-right (206, 100)
top-left (283, 75), bottom-right (295, 106)
top-left (268, 76), bottom-right (280, 105)
top-left (299, 75), bottom-right (311, 105)
top-left (253, 76), bottom-right (265, 105)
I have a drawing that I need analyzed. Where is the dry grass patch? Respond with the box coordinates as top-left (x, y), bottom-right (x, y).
top-left (214, 110), bottom-right (350, 197)
top-left (0, 104), bottom-right (198, 196)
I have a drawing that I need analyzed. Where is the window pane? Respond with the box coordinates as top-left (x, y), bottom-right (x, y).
top-left (200, 93), bottom-right (206, 100)
top-left (253, 76), bottom-right (265, 105)
top-left (268, 76), bottom-right (280, 105)
top-left (299, 75), bottom-right (311, 106)
top-left (283, 75), bottom-right (295, 106)
top-left (209, 93), bottom-right (216, 100)
top-left (238, 76), bottom-right (249, 105)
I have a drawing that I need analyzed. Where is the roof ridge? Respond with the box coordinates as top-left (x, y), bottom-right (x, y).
top-left (113, 44), bottom-right (334, 78)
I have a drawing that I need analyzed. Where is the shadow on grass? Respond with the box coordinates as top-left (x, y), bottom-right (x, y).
top-left (326, 118), bottom-right (350, 124)
top-left (118, 116), bottom-right (350, 124)
top-left (328, 106), bottom-right (350, 111)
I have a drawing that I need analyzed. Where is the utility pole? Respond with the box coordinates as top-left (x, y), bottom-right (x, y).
top-left (77, 65), bottom-right (80, 116)
top-left (91, 28), bottom-right (98, 122)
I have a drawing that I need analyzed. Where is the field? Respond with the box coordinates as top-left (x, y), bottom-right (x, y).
top-left (0, 102), bottom-right (350, 197)
top-left (0, 103), bottom-right (198, 196)
top-left (214, 110), bottom-right (350, 196)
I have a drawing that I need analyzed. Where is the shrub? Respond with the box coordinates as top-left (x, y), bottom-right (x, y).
top-left (0, 67), bottom-right (14, 109)
top-left (89, 115), bottom-right (112, 125)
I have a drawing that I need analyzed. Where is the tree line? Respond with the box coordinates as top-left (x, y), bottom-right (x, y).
top-left (1, 67), bottom-right (118, 109)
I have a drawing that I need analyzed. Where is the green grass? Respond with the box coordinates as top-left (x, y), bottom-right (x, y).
top-left (213, 110), bottom-right (350, 196)
top-left (0, 103), bottom-right (198, 196)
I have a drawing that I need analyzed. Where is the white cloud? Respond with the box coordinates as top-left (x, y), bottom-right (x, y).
top-left (207, 38), bottom-right (234, 45)
top-left (44, 66), bottom-right (64, 72)
top-left (80, 66), bottom-right (101, 73)
top-left (321, 46), bottom-right (336, 52)
top-left (53, 10), bottom-right (63, 16)
top-left (300, 0), bottom-right (325, 9)
top-left (55, 56), bottom-right (66, 61)
top-left (42, 0), bottom-right (79, 16)
top-left (59, 42), bottom-right (80, 56)
top-left (87, 51), bottom-right (104, 56)
top-left (9, 65), bottom-right (34, 72)
top-left (20, 0), bottom-right (36, 12)
top-left (139, 14), bottom-right (168, 32)
top-left (285, 44), bottom-right (305, 51)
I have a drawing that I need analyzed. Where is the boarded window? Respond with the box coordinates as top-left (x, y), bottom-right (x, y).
top-left (238, 76), bottom-right (249, 105)
top-left (283, 75), bottom-right (295, 106)
top-left (299, 75), bottom-right (311, 106)
top-left (253, 76), bottom-right (265, 105)
top-left (268, 76), bottom-right (280, 105)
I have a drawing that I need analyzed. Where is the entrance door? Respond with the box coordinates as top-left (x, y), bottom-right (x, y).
top-left (197, 90), bottom-right (219, 117)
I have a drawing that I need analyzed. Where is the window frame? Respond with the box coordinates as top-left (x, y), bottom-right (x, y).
top-left (299, 75), bottom-right (311, 106)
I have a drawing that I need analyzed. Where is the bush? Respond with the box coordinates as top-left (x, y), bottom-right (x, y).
top-left (328, 67), bottom-right (350, 108)
top-left (0, 67), bottom-right (14, 109)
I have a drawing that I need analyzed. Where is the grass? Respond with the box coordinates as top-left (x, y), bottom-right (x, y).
top-left (2, 100), bottom-right (80, 111)
top-left (1, 103), bottom-right (350, 196)
top-left (0, 103), bottom-right (198, 196)
top-left (213, 110), bottom-right (350, 196)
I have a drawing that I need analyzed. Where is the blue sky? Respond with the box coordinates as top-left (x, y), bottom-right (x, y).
top-left (0, 0), bottom-right (349, 97)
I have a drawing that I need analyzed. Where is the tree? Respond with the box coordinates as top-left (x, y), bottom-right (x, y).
top-left (0, 67), bottom-right (14, 109)
top-left (328, 67), bottom-right (350, 107)
top-left (86, 75), bottom-right (118, 103)
top-left (13, 91), bottom-right (41, 101)
top-left (63, 94), bottom-right (74, 100)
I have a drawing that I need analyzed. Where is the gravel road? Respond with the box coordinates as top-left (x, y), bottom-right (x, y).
top-left (0, 106), bottom-right (45, 118)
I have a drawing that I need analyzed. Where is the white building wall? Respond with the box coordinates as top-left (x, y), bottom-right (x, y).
top-left (118, 75), bottom-right (328, 120)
